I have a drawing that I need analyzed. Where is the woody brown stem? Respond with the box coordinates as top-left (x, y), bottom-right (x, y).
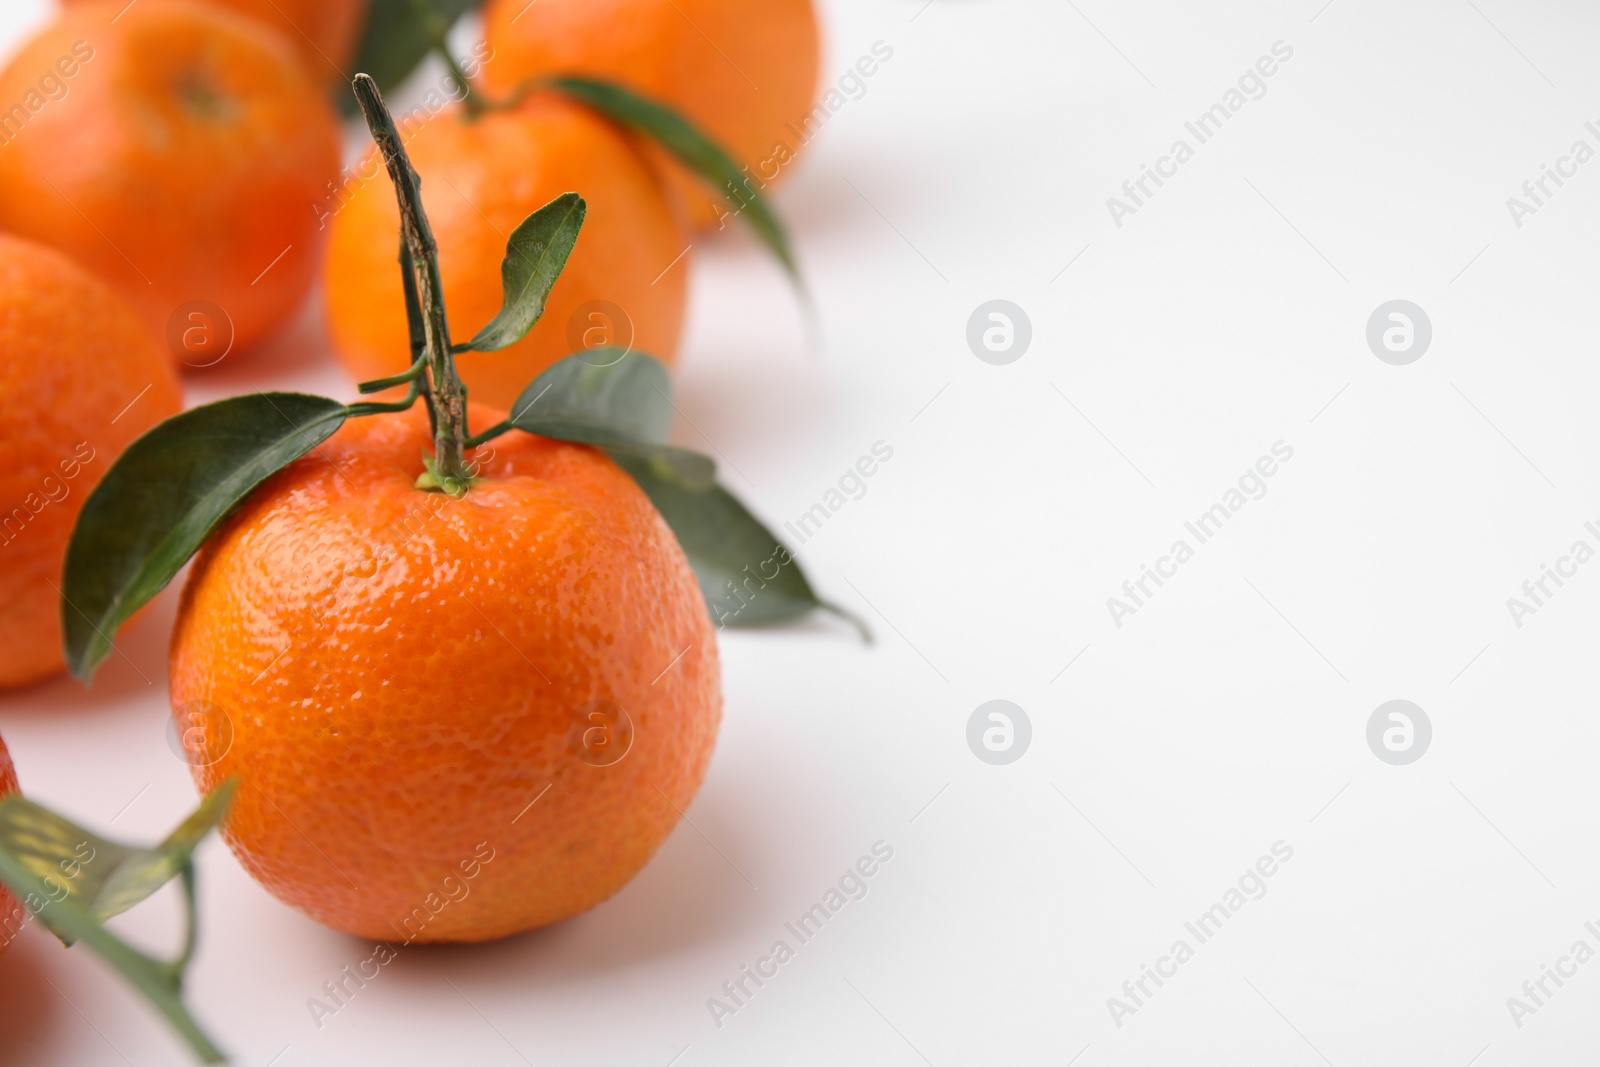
top-left (352, 73), bottom-right (472, 492)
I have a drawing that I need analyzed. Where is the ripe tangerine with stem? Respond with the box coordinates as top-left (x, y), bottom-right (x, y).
top-left (168, 403), bottom-right (722, 939)
top-left (168, 76), bottom-right (722, 940)
top-left (324, 92), bottom-right (691, 411)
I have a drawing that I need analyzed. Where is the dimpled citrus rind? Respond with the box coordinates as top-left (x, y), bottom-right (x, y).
top-left (169, 404), bottom-right (721, 941)
top-left (0, 235), bottom-right (181, 688)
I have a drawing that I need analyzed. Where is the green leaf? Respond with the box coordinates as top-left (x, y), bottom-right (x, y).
top-left (600, 444), bottom-right (716, 493)
top-left (0, 783), bottom-right (236, 1063)
top-left (545, 76), bottom-right (801, 281)
top-left (510, 349), bottom-right (672, 442)
top-left (610, 453), bottom-right (867, 638)
top-left (63, 394), bottom-right (348, 682)
top-left (458, 193), bottom-right (587, 353)
top-left (0, 780), bottom-right (233, 929)
top-left (508, 352), bottom-right (715, 490)
top-left (499, 359), bottom-right (853, 644)
top-left (339, 0), bottom-right (486, 117)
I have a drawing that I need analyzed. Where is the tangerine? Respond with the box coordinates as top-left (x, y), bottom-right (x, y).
top-left (168, 402), bottom-right (722, 940)
top-left (0, 0), bottom-right (342, 355)
top-left (60, 0), bottom-right (368, 82)
top-left (324, 94), bottom-right (689, 409)
top-left (0, 235), bottom-right (182, 689)
top-left (481, 0), bottom-right (821, 228)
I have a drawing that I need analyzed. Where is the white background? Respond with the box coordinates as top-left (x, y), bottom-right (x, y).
top-left (3, 0), bottom-right (1599, 1063)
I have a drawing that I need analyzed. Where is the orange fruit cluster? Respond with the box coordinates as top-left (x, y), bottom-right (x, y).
top-left (0, 0), bottom-right (344, 355)
top-left (0, 0), bottom-right (823, 956)
top-left (325, 0), bottom-right (822, 408)
top-left (326, 95), bottom-right (691, 409)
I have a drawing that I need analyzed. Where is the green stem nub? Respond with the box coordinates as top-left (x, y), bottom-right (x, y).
top-left (351, 73), bottom-right (475, 495)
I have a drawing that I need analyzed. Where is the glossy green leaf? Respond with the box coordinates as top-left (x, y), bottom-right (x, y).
top-left (600, 444), bottom-right (716, 493)
top-left (509, 349), bottom-right (672, 442)
top-left (545, 76), bottom-right (800, 281)
top-left (63, 394), bottom-right (348, 682)
top-left (508, 352), bottom-right (715, 490)
top-left (0, 780), bottom-right (233, 929)
top-left (610, 454), bottom-right (867, 638)
top-left (458, 193), bottom-right (587, 353)
top-left (339, 0), bottom-right (486, 116)
top-left (0, 783), bottom-right (236, 1062)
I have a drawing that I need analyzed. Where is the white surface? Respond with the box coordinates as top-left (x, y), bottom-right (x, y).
top-left (4, 0), bottom-right (1600, 1064)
